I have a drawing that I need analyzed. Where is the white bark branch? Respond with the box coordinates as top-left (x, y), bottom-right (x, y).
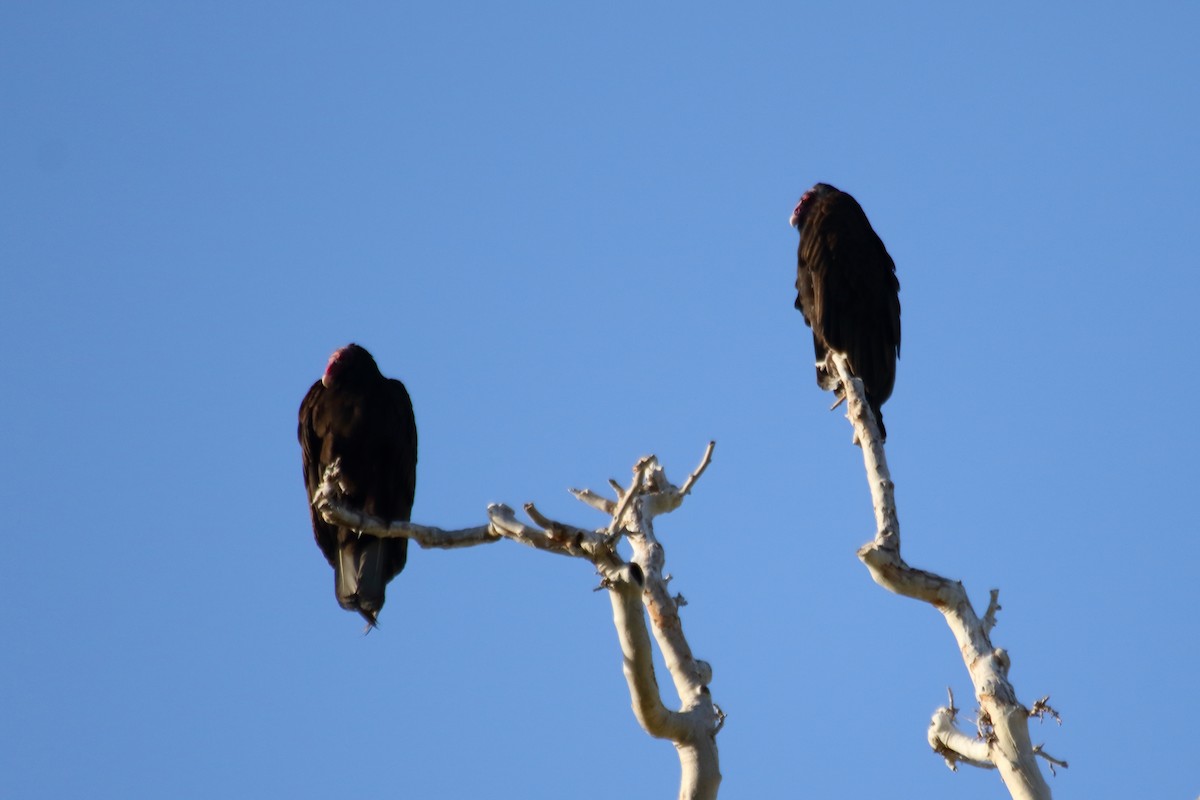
top-left (928, 705), bottom-right (995, 771)
top-left (570, 487), bottom-right (617, 515)
top-left (606, 565), bottom-right (693, 741)
top-left (678, 440), bottom-right (716, 498)
top-left (314, 463), bottom-right (498, 548)
top-left (485, 502), bottom-right (621, 567)
top-left (494, 446), bottom-right (723, 800)
top-left (830, 353), bottom-right (1059, 800)
top-left (320, 449), bottom-right (722, 798)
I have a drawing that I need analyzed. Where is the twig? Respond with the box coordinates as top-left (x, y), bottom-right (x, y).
top-left (570, 487), bottom-right (616, 515)
top-left (1031, 745), bottom-right (1069, 775)
top-left (983, 589), bottom-right (1002, 636)
top-left (678, 441), bottom-right (716, 497)
top-left (1029, 697), bottom-right (1062, 725)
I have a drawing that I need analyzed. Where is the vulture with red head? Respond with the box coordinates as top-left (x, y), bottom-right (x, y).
top-left (791, 183), bottom-right (901, 439)
top-left (299, 344), bottom-right (417, 627)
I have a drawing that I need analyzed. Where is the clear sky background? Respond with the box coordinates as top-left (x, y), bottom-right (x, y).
top-left (3, 3), bottom-right (1197, 798)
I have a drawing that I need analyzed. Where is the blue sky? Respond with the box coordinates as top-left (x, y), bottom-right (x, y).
top-left (3, 2), bottom-right (1197, 798)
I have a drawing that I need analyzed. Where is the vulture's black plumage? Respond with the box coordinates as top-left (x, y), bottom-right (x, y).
top-left (791, 183), bottom-right (901, 439)
top-left (298, 343), bottom-right (417, 627)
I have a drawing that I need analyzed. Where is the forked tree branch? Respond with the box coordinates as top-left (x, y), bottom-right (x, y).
top-left (492, 444), bottom-right (723, 800)
top-left (830, 353), bottom-right (1060, 800)
top-left (314, 445), bottom-right (723, 800)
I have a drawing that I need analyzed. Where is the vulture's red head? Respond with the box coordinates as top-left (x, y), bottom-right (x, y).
top-left (790, 182), bottom-right (838, 229)
top-left (321, 343), bottom-right (379, 388)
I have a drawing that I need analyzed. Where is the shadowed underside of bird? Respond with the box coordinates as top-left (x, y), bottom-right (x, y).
top-left (791, 183), bottom-right (901, 439)
top-left (298, 343), bottom-right (418, 628)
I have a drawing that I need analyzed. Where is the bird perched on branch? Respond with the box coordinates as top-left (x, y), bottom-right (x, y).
top-left (790, 183), bottom-right (901, 439)
top-left (299, 343), bottom-right (418, 628)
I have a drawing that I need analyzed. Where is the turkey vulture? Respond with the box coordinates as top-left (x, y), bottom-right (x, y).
top-left (298, 343), bottom-right (417, 627)
top-left (790, 183), bottom-right (901, 439)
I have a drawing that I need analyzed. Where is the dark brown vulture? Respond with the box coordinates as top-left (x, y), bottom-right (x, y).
top-left (790, 183), bottom-right (901, 439)
top-left (298, 343), bottom-right (417, 627)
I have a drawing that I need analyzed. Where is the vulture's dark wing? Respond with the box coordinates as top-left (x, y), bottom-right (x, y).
top-left (298, 346), bottom-right (417, 627)
top-left (299, 379), bottom-right (339, 569)
top-left (793, 185), bottom-right (901, 438)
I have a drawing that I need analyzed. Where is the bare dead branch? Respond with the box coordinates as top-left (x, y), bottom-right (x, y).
top-left (827, 356), bottom-right (898, 550)
top-left (493, 445), bottom-right (722, 799)
top-left (485, 503), bottom-right (618, 567)
top-left (314, 463), bottom-right (497, 549)
top-left (316, 445), bottom-right (720, 798)
top-left (830, 353), bottom-right (1059, 800)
